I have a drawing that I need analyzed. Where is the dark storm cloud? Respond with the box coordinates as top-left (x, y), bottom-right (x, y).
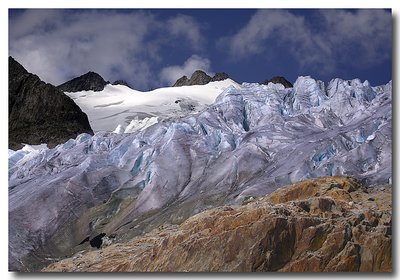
top-left (9, 9), bottom-right (206, 90)
top-left (220, 9), bottom-right (391, 75)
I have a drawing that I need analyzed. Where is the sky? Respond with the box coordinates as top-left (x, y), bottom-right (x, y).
top-left (8, 9), bottom-right (392, 91)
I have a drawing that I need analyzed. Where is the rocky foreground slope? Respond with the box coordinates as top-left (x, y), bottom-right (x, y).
top-left (44, 176), bottom-right (392, 272)
top-left (8, 57), bottom-right (93, 149)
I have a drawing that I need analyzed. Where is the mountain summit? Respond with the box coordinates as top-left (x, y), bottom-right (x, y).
top-left (261, 76), bottom-right (293, 88)
top-left (57, 71), bottom-right (109, 92)
top-left (112, 80), bottom-right (131, 88)
top-left (8, 57), bottom-right (93, 149)
top-left (173, 70), bottom-right (230, 87)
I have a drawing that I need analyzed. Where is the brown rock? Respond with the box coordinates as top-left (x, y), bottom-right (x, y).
top-left (43, 176), bottom-right (391, 272)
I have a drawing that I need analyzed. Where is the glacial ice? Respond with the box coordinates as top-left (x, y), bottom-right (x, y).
top-left (123, 117), bottom-right (159, 133)
top-left (8, 76), bottom-right (392, 271)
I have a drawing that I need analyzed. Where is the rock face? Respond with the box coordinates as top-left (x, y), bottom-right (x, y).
top-left (8, 57), bottom-right (93, 150)
top-left (43, 176), bottom-right (392, 272)
top-left (173, 70), bottom-right (229, 87)
top-left (57, 71), bottom-right (109, 92)
top-left (261, 76), bottom-right (293, 88)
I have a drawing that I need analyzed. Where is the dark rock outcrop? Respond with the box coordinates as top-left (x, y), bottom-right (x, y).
top-left (44, 177), bottom-right (391, 272)
top-left (57, 71), bottom-right (109, 92)
top-left (112, 80), bottom-right (130, 88)
top-left (261, 76), bottom-right (293, 88)
top-left (211, 72), bottom-right (230, 82)
top-left (173, 70), bottom-right (230, 87)
top-left (8, 57), bottom-right (93, 150)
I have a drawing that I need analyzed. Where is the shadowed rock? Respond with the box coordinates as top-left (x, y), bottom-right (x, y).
top-left (57, 71), bottom-right (109, 92)
top-left (8, 57), bottom-right (93, 150)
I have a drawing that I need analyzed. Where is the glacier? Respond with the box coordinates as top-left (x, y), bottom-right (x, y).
top-left (8, 76), bottom-right (392, 271)
top-left (65, 79), bottom-right (240, 133)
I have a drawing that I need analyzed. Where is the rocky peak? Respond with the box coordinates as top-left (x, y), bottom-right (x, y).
top-left (189, 70), bottom-right (212, 85)
top-left (261, 76), bottom-right (293, 88)
top-left (8, 56), bottom-right (93, 150)
top-left (173, 70), bottom-right (230, 87)
top-left (211, 72), bottom-right (230, 82)
top-left (112, 80), bottom-right (131, 88)
top-left (57, 71), bottom-right (109, 92)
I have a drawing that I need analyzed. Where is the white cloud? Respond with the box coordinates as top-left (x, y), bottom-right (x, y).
top-left (160, 55), bottom-right (212, 86)
top-left (220, 9), bottom-right (391, 74)
top-left (9, 10), bottom-right (205, 90)
top-left (222, 10), bottom-right (304, 56)
top-left (319, 9), bottom-right (392, 65)
top-left (167, 14), bottom-right (204, 49)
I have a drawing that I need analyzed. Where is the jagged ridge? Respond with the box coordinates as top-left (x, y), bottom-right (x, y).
top-left (173, 70), bottom-right (230, 87)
